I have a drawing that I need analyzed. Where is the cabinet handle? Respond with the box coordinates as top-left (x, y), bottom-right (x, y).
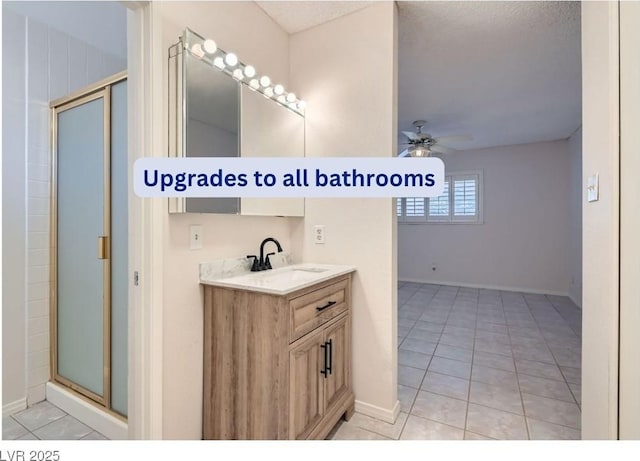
top-left (320, 342), bottom-right (328, 377)
top-left (327, 339), bottom-right (333, 375)
top-left (316, 301), bottom-right (336, 312)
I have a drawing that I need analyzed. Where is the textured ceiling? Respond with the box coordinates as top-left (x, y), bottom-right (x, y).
top-left (398, 1), bottom-right (581, 150)
top-left (259, 1), bottom-right (581, 151)
top-left (256, 1), bottom-right (373, 34)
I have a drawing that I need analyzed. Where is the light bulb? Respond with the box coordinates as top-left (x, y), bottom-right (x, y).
top-left (297, 100), bottom-right (307, 110)
top-left (411, 146), bottom-right (430, 157)
top-left (243, 65), bottom-right (256, 78)
top-left (233, 68), bottom-right (244, 80)
top-left (203, 39), bottom-right (217, 54)
top-left (274, 84), bottom-right (284, 95)
top-left (277, 95), bottom-right (287, 104)
top-left (286, 92), bottom-right (296, 103)
top-left (213, 57), bottom-right (225, 69)
top-left (249, 79), bottom-right (260, 90)
top-left (190, 43), bottom-right (204, 58)
top-left (259, 75), bottom-right (271, 87)
top-left (264, 87), bottom-right (274, 97)
top-left (224, 52), bottom-right (238, 66)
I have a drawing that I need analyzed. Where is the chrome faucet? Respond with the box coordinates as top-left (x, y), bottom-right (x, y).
top-left (247, 237), bottom-right (283, 271)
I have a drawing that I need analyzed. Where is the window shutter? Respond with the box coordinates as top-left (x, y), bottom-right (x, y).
top-left (405, 197), bottom-right (426, 217)
top-left (428, 180), bottom-right (450, 218)
top-left (452, 174), bottom-right (479, 222)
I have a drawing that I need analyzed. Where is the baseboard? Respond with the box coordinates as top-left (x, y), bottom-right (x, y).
top-left (568, 292), bottom-right (582, 309)
top-left (46, 382), bottom-right (128, 440)
top-left (3, 398), bottom-right (27, 417)
top-left (354, 399), bottom-right (400, 424)
top-left (398, 277), bottom-right (570, 298)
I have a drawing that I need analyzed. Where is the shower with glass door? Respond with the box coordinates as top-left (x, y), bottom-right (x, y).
top-left (50, 73), bottom-right (128, 418)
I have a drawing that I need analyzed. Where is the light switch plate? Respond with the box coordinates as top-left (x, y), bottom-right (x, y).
top-left (190, 225), bottom-right (203, 250)
top-left (587, 173), bottom-right (599, 202)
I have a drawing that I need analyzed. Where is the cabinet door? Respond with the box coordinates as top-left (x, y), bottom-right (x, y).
top-left (289, 329), bottom-right (325, 439)
top-left (323, 314), bottom-right (351, 412)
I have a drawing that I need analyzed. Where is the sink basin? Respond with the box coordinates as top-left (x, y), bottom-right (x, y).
top-left (236, 265), bottom-right (329, 284)
top-left (291, 267), bottom-right (329, 273)
top-left (258, 268), bottom-right (327, 284)
top-left (201, 263), bottom-right (355, 295)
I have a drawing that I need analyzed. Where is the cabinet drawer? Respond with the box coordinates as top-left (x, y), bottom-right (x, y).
top-left (290, 278), bottom-right (349, 343)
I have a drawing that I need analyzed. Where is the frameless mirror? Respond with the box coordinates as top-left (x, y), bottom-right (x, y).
top-left (168, 28), bottom-right (305, 216)
top-left (184, 51), bottom-right (240, 213)
top-left (240, 85), bottom-right (304, 216)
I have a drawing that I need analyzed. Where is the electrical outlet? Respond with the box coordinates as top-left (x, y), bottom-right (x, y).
top-left (190, 225), bottom-right (203, 250)
top-left (432, 263), bottom-right (437, 271)
top-left (314, 225), bottom-right (325, 244)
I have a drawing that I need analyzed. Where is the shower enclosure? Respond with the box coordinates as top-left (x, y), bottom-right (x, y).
top-left (50, 72), bottom-right (128, 418)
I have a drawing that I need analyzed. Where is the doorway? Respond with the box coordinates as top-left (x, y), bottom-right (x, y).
top-left (50, 73), bottom-right (128, 418)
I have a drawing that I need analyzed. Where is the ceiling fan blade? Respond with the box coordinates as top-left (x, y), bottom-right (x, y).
top-left (398, 149), bottom-right (410, 157)
top-left (432, 144), bottom-right (457, 155)
top-left (433, 134), bottom-right (473, 144)
top-left (402, 131), bottom-right (420, 141)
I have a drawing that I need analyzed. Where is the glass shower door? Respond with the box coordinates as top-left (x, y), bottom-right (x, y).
top-left (54, 90), bottom-right (110, 404)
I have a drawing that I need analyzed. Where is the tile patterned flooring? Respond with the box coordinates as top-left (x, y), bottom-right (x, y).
top-left (329, 282), bottom-right (582, 440)
top-left (3, 401), bottom-right (107, 440)
top-left (4, 283), bottom-right (581, 441)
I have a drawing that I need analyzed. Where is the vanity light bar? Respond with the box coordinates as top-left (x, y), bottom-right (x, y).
top-left (183, 29), bottom-right (306, 115)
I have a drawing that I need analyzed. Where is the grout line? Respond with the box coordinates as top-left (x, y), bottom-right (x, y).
top-left (505, 291), bottom-right (531, 440)
top-left (397, 288), bottom-right (436, 437)
top-left (398, 284), bottom-right (584, 440)
top-left (522, 294), bottom-right (582, 436)
top-left (9, 415), bottom-right (32, 434)
top-left (405, 411), bottom-right (467, 436)
top-left (397, 284), bottom-right (453, 439)
top-left (461, 287), bottom-right (478, 437)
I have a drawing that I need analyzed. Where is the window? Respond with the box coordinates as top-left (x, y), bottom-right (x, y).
top-left (397, 171), bottom-right (482, 224)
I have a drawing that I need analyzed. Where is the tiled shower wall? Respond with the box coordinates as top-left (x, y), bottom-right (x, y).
top-left (3, 7), bottom-right (126, 406)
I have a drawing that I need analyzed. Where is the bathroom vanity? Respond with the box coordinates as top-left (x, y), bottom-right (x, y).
top-left (200, 263), bottom-right (356, 439)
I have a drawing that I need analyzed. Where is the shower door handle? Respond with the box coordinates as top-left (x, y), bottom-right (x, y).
top-left (98, 236), bottom-right (110, 260)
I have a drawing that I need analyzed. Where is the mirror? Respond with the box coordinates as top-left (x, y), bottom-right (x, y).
top-left (185, 51), bottom-right (240, 213)
top-left (168, 28), bottom-right (305, 216)
top-left (240, 85), bottom-right (304, 216)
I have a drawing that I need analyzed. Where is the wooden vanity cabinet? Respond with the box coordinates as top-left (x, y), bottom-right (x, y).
top-left (202, 273), bottom-right (355, 440)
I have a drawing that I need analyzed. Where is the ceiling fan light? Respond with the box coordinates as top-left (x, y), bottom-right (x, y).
top-left (409, 145), bottom-right (431, 158)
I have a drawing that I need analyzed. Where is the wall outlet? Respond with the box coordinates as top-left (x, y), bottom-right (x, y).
top-left (432, 263), bottom-right (437, 271)
top-left (190, 225), bottom-right (203, 250)
top-left (314, 225), bottom-right (325, 244)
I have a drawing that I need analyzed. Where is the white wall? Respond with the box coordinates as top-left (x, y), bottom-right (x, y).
top-left (147, 1), bottom-right (300, 438)
top-left (581, 1), bottom-right (620, 439)
top-left (2, 7), bottom-right (28, 415)
top-left (4, 1), bottom-right (127, 58)
top-left (1, 4), bottom-right (126, 410)
top-left (399, 140), bottom-right (572, 296)
top-left (568, 127), bottom-right (582, 307)
top-left (289, 2), bottom-right (399, 421)
top-left (618, 0), bottom-right (640, 439)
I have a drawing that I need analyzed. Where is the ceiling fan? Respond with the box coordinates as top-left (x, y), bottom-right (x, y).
top-left (399, 120), bottom-right (472, 157)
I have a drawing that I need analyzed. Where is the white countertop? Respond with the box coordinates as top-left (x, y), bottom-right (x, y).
top-left (200, 263), bottom-right (356, 295)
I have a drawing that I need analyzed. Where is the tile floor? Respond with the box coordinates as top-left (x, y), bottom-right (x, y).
top-left (4, 283), bottom-right (581, 442)
top-left (3, 401), bottom-right (107, 440)
top-left (329, 282), bottom-right (582, 440)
